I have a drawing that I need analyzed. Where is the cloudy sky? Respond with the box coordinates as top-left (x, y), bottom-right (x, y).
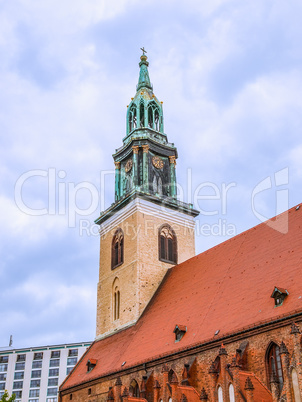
top-left (1, 0), bottom-right (302, 349)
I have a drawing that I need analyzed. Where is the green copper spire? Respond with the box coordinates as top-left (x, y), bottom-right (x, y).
top-left (136, 49), bottom-right (153, 91)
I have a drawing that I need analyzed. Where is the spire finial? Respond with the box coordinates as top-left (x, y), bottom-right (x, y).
top-left (137, 48), bottom-right (152, 91)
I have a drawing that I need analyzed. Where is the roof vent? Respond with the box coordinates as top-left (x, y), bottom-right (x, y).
top-left (174, 325), bottom-right (187, 342)
top-left (296, 205), bottom-right (300, 210)
top-left (271, 287), bottom-right (289, 307)
top-left (86, 359), bottom-right (97, 372)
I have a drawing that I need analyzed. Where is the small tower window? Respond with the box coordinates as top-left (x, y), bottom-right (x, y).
top-left (114, 287), bottom-right (120, 320)
top-left (158, 224), bottom-right (177, 264)
top-left (111, 229), bottom-right (124, 269)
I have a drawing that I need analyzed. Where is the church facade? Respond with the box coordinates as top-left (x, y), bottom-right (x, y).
top-left (59, 53), bottom-right (302, 402)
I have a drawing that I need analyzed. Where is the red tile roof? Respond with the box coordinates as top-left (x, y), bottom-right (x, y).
top-left (61, 205), bottom-right (302, 390)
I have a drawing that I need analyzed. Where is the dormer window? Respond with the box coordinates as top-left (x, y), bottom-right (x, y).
top-left (174, 325), bottom-right (187, 342)
top-left (86, 359), bottom-right (97, 373)
top-left (271, 287), bottom-right (288, 307)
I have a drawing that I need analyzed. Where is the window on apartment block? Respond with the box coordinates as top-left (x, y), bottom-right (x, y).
top-left (15, 362), bottom-right (25, 371)
top-left (111, 228), bottom-right (124, 269)
top-left (67, 358), bottom-right (77, 366)
top-left (16, 354), bottom-right (25, 362)
top-left (31, 370), bottom-right (41, 378)
top-left (66, 367), bottom-right (73, 375)
top-left (30, 380), bottom-right (40, 388)
top-left (49, 359), bottom-right (60, 367)
top-left (13, 390), bottom-right (22, 398)
top-left (0, 374), bottom-right (6, 381)
top-left (68, 349), bottom-right (78, 357)
top-left (0, 357), bottom-right (8, 364)
top-left (13, 381), bottom-right (23, 389)
top-left (266, 342), bottom-right (284, 392)
top-left (48, 378), bottom-right (58, 387)
top-left (29, 389), bottom-right (40, 398)
top-left (49, 369), bottom-right (59, 377)
top-left (14, 371), bottom-right (24, 380)
top-left (158, 224), bottom-right (177, 264)
top-left (33, 352), bottom-right (43, 360)
top-left (51, 351), bottom-right (60, 359)
top-left (47, 388), bottom-right (58, 396)
top-left (32, 360), bottom-right (42, 369)
top-left (0, 383), bottom-right (5, 391)
top-left (0, 364), bottom-right (7, 372)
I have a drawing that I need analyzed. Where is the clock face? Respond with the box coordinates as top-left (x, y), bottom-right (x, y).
top-left (152, 156), bottom-right (164, 169)
top-left (125, 158), bottom-right (133, 173)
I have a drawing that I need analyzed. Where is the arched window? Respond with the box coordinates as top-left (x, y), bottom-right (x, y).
top-left (292, 368), bottom-right (301, 402)
top-left (129, 105), bottom-right (137, 132)
top-left (129, 379), bottom-right (140, 397)
top-left (168, 369), bottom-right (177, 383)
top-left (140, 102), bottom-right (145, 127)
top-left (218, 386), bottom-right (223, 402)
top-left (158, 224), bottom-right (177, 264)
top-left (111, 229), bottom-right (124, 269)
top-left (228, 384), bottom-right (235, 402)
top-left (154, 108), bottom-right (159, 131)
top-left (266, 343), bottom-right (283, 392)
top-left (112, 278), bottom-right (120, 321)
top-left (148, 105), bottom-right (153, 128)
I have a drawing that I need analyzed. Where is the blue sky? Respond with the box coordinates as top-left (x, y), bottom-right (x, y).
top-left (1, 0), bottom-right (302, 348)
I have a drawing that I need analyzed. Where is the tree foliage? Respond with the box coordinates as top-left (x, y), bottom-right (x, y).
top-left (0, 391), bottom-right (16, 402)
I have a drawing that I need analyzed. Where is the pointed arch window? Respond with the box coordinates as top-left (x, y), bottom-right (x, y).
top-left (159, 224), bottom-right (177, 264)
top-left (129, 105), bottom-right (137, 132)
top-left (129, 379), bottom-right (139, 397)
top-left (154, 108), bottom-right (159, 131)
top-left (111, 229), bottom-right (124, 269)
top-left (148, 105), bottom-right (153, 128)
top-left (266, 343), bottom-right (283, 392)
top-left (218, 386), bottom-right (223, 402)
top-left (114, 286), bottom-right (120, 320)
top-left (140, 102), bottom-right (145, 127)
top-left (292, 368), bottom-right (301, 402)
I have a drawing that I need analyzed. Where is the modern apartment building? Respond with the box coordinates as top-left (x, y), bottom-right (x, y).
top-left (0, 341), bottom-right (91, 402)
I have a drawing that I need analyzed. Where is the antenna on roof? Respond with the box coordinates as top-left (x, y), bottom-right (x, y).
top-left (9, 335), bottom-right (13, 347)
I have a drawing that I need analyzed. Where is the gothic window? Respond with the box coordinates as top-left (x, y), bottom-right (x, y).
top-left (129, 379), bottom-right (139, 397)
top-left (111, 229), bottom-right (124, 269)
top-left (159, 224), bottom-right (177, 264)
top-left (228, 384), bottom-right (235, 402)
top-left (148, 105), bottom-right (153, 128)
top-left (291, 368), bottom-right (301, 402)
top-left (218, 386), bottom-right (223, 402)
top-left (129, 105), bottom-right (137, 132)
top-left (154, 108), bottom-right (159, 131)
top-left (168, 370), bottom-right (177, 383)
top-left (266, 343), bottom-right (284, 392)
top-left (140, 102), bottom-right (145, 127)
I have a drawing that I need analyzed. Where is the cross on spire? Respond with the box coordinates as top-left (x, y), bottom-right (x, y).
top-left (140, 47), bottom-right (147, 56)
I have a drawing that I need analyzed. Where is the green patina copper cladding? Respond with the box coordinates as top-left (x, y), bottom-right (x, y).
top-left (126, 54), bottom-right (164, 137)
top-left (95, 52), bottom-right (200, 226)
top-left (137, 55), bottom-right (153, 91)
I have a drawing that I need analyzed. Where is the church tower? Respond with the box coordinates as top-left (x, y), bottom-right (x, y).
top-left (95, 51), bottom-right (199, 339)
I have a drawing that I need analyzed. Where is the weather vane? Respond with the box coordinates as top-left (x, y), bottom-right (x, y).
top-left (140, 47), bottom-right (147, 56)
